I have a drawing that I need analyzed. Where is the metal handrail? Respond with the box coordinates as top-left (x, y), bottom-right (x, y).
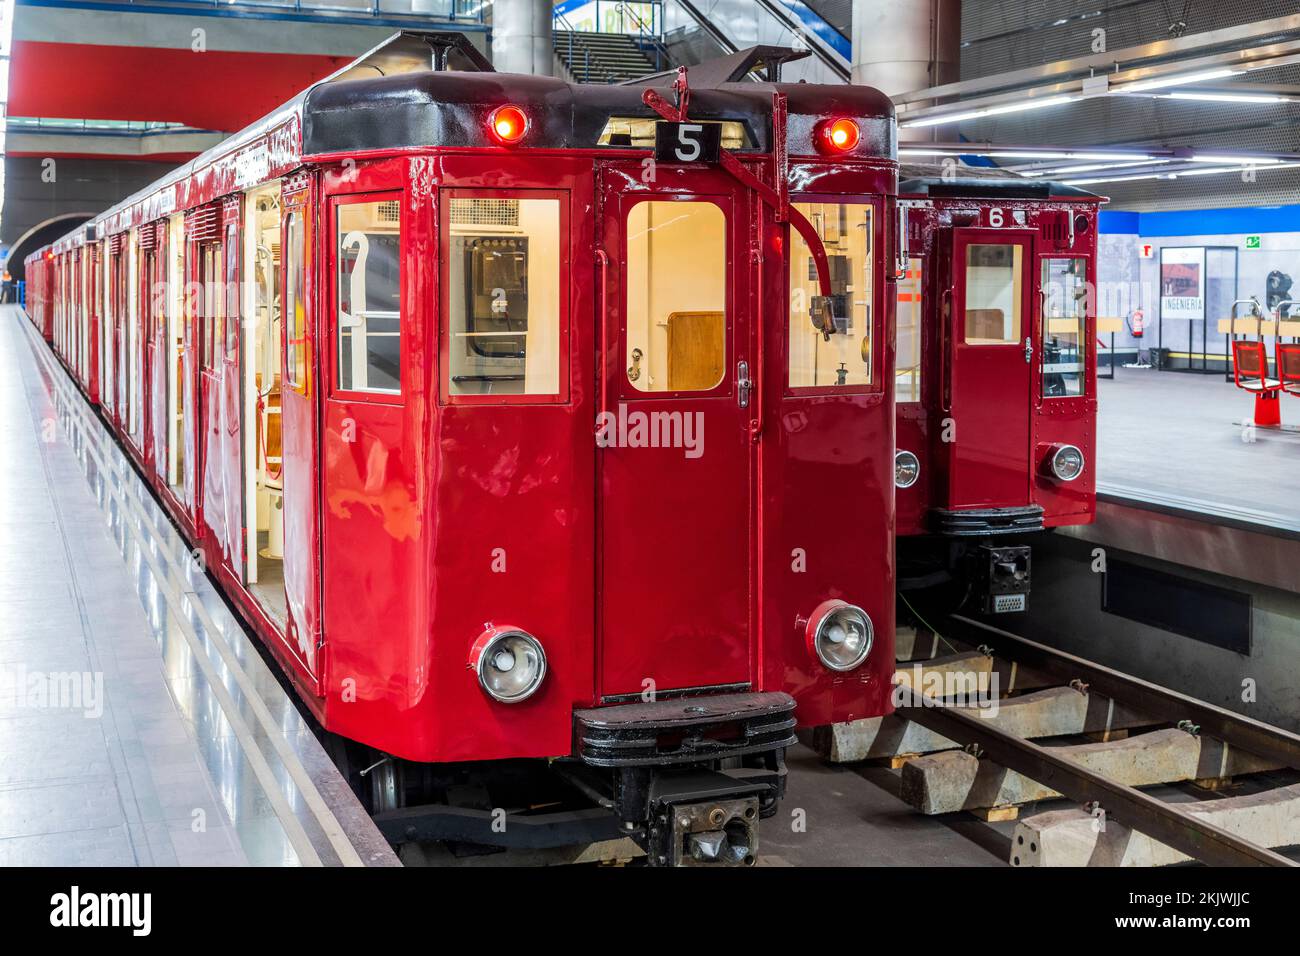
top-left (616, 1), bottom-right (669, 72)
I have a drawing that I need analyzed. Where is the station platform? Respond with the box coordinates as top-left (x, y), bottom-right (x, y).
top-left (1097, 366), bottom-right (1298, 533)
top-left (0, 307), bottom-right (397, 867)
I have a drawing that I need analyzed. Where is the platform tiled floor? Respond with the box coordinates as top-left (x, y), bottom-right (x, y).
top-left (1098, 366), bottom-right (1300, 531)
top-left (0, 308), bottom-right (395, 867)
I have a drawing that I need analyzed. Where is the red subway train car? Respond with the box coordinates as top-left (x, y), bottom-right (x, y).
top-left (892, 165), bottom-right (1103, 614)
top-left (24, 33), bottom-right (899, 865)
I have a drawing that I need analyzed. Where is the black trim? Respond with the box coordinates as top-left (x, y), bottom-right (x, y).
top-left (601, 681), bottom-right (750, 705)
top-left (574, 692), bottom-right (797, 768)
top-left (930, 505), bottom-right (1045, 536)
top-left (302, 70), bottom-right (894, 157)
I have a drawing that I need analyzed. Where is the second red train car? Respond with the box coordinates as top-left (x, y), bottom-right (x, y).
top-left (892, 164), bottom-right (1104, 613)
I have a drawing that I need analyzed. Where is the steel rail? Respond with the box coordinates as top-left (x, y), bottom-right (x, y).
top-left (945, 615), bottom-right (1300, 772)
top-left (894, 686), bottom-right (1297, 867)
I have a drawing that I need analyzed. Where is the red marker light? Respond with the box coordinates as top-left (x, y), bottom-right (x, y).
top-left (817, 117), bottom-right (860, 154)
top-left (489, 105), bottom-right (529, 146)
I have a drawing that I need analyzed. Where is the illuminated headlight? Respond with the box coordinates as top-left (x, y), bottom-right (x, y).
top-left (806, 600), bottom-right (873, 672)
top-left (1047, 444), bottom-right (1085, 482)
top-left (473, 627), bottom-right (547, 703)
top-left (895, 450), bottom-right (920, 489)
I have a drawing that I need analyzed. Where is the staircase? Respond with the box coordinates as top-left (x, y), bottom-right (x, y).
top-left (553, 30), bottom-right (661, 83)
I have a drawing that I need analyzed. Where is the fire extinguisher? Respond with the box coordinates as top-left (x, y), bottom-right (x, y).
top-left (1128, 308), bottom-right (1145, 338)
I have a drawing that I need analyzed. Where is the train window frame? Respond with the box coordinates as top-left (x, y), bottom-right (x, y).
top-left (1039, 255), bottom-right (1090, 400)
top-left (619, 195), bottom-right (732, 400)
top-left (284, 208), bottom-right (309, 395)
top-left (784, 195), bottom-right (882, 398)
top-left (329, 191), bottom-right (405, 403)
top-left (438, 187), bottom-right (571, 407)
top-left (896, 255), bottom-right (924, 405)
top-left (224, 223), bottom-right (240, 357)
top-left (962, 242), bottom-right (1024, 347)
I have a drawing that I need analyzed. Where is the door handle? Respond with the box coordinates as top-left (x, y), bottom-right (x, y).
top-left (737, 359), bottom-right (752, 408)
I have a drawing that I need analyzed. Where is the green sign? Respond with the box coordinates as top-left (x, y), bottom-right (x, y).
top-left (1245, 235), bottom-right (1261, 249)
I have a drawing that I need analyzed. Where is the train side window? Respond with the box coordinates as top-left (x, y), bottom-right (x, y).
top-left (788, 202), bottom-right (873, 389)
top-left (225, 224), bottom-right (239, 355)
top-left (201, 243), bottom-right (222, 370)
top-left (336, 198), bottom-right (402, 395)
top-left (1041, 257), bottom-right (1087, 397)
top-left (896, 257), bottom-right (923, 402)
top-left (285, 211), bottom-right (307, 392)
top-left (626, 200), bottom-right (725, 392)
top-left (443, 193), bottom-right (563, 399)
top-left (963, 244), bottom-right (1022, 345)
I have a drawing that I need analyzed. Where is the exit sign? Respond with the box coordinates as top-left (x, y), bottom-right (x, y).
top-left (1246, 235), bottom-right (1261, 249)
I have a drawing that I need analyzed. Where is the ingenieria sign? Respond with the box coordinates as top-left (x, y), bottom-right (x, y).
top-left (1160, 246), bottom-right (1205, 319)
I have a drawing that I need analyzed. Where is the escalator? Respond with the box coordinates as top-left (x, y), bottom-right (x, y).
top-left (658, 0), bottom-right (852, 84)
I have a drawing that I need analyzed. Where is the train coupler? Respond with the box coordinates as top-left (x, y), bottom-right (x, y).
top-left (572, 691), bottom-right (795, 865)
top-left (973, 543), bottom-right (1032, 614)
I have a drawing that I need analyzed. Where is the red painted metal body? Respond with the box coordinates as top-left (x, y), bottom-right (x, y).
top-left (25, 49), bottom-right (898, 772)
top-left (895, 185), bottom-right (1103, 538)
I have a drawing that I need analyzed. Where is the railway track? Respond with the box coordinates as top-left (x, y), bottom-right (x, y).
top-left (815, 615), bottom-right (1300, 867)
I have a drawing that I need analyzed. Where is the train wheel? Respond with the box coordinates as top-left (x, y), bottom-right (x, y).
top-left (369, 759), bottom-right (404, 814)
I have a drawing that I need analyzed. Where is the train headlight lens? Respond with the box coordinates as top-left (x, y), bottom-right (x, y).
top-left (1048, 444), bottom-right (1085, 482)
top-left (489, 105), bottom-right (529, 145)
top-left (817, 117), bottom-right (860, 154)
top-left (474, 628), bottom-right (547, 702)
top-left (895, 450), bottom-right (920, 489)
top-left (807, 600), bottom-right (873, 672)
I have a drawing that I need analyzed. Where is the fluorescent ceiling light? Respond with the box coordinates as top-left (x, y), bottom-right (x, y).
top-left (1062, 171), bottom-right (1170, 185)
top-left (1064, 160), bottom-right (1300, 186)
top-left (1160, 91), bottom-right (1295, 104)
top-left (899, 147), bottom-right (1159, 163)
top-left (1116, 67), bottom-right (1240, 93)
top-left (1023, 159), bottom-right (1172, 177)
top-left (900, 95), bottom-right (1078, 129)
top-left (1189, 154), bottom-right (1283, 164)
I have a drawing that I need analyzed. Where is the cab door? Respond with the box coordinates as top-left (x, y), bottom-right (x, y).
top-left (148, 223), bottom-right (169, 484)
top-left (595, 162), bottom-right (754, 699)
top-left (946, 227), bottom-right (1034, 509)
top-left (278, 179), bottom-right (322, 686)
top-left (218, 203), bottom-right (245, 576)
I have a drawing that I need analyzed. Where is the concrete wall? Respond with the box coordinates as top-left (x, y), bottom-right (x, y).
top-left (1004, 529), bottom-right (1300, 734)
top-left (2, 156), bottom-right (181, 250)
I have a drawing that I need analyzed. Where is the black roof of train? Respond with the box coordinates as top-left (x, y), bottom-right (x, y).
top-left (303, 59), bottom-right (895, 157)
top-left (899, 162), bottom-right (1101, 200)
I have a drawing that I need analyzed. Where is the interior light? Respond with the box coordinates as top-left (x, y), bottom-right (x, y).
top-left (488, 105), bottom-right (529, 146)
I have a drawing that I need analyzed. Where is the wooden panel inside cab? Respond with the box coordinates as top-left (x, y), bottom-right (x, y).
top-left (666, 311), bottom-right (724, 391)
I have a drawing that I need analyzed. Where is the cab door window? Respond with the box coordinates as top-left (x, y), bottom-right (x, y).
top-left (963, 244), bottom-right (1023, 345)
top-left (336, 197), bottom-right (402, 395)
top-left (1041, 257), bottom-right (1088, 397)
top-left (788, 202), bottom-right (874, 389)
top-left (625, 200), bottom-right (726, 393)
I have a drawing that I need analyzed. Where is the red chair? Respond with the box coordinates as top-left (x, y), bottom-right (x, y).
top-left (1278, 343), bottom-right (1300, 398)
top-left (1231, 340), bottom-right (1281, 426)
